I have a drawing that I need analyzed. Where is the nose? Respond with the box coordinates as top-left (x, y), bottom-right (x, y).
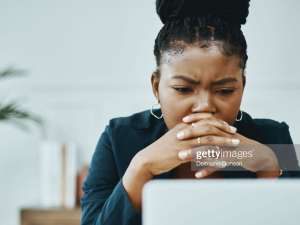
top-left (191, 91), bottom-right (216, 114)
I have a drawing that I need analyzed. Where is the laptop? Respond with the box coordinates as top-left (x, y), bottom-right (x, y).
top-left (142, 179), bottom-right (300, 225)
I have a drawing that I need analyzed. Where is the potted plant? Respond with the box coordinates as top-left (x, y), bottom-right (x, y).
top-left (0, 66), bottom-right (43, 130)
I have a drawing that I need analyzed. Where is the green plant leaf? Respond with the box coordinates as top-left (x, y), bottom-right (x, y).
top-left (0, 102), bottom-right (43, 126)
top-left (0, 66), bottom-right (43, 132)
top-left (0, 67), bottom-right (27, 80)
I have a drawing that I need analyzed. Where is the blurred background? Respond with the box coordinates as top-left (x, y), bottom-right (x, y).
top-left (0, 0), bottom-right (299, 225)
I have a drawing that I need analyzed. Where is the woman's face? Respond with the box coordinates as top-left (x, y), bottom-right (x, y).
top-left (151, 45), bottom-right (245, 130)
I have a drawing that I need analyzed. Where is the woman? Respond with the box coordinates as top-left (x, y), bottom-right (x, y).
top-left (80, 0), bottom-right (300, 225)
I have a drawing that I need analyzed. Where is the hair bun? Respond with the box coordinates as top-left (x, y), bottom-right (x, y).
top-left (156, 0), bottom-right (250, 25)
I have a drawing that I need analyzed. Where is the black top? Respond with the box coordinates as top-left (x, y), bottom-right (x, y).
top-left (80, 109), bottom-right (300, 225)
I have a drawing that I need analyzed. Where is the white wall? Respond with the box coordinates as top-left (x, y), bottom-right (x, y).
top-left (0, 1), bottom-right (299, 225)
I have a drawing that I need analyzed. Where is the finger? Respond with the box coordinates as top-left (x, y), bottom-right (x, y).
top-left (177, 120), bottom-right (236, 140)
top-left (193, 119), bottom-right (237, 134)
top-left (177, 124), bottom-right (218, 140)
top-left (177, 149), bottom-right (193, 162)
top-left (182, 113), bottom-right (213, 123)
top-left (195, 167), bottom-right (219, 178)
top-left (188, 135), bottom-right (240, 147)
top-left (174, 122), bottom-right (189, 131)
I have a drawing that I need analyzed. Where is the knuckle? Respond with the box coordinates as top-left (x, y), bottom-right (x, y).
top-left (186, 128), bottom-right (193, 136)
top-left (188, 115), bottom-right (195, 121)
top-left (173, 123), bottom-right (188, 134)
top-left (199, 118), bottom-right (210, 124)
top-left (211, 119), bottom-right (224, 129)
top-left (176, 143), bottom-right (187, 152)
top-left (175, 123), bottom-right (187, 130)
top-left (217, 118), bottom-right (227, 125)
top-left (204, 125), bottom-right (214, 134)
top-left (222, 132), bottom-right (232, 138)
top-left (204, 135), bottom-right (215, 143)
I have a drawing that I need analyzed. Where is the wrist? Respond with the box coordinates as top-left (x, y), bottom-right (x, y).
top-left (129, 150), bottom-right (153, 180)
top-left (122, 151), bottom-right (153, 210)
top-left (256, 168), bottom-right (282, 178)
top-left (256, 146), bottom-right (281, 178)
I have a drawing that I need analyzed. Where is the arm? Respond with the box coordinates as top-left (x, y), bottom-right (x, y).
top-left (273, 122), bottom-right (300, 178)
top-left (80, 125), bottom-right (141, 225)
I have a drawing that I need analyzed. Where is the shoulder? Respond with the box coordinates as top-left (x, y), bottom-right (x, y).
top-left (108, 109), bottom-right (154, 130)
top-left (103, 108), bottom-right (165, 149)
top-left (101, 109), bottom-right (165, 173)
top-left (240, 111), bottom-right (292, 144)
top-left (254, 118), bottom-right (292, 144)
top-left (253, 118), bottom-right (289, 132)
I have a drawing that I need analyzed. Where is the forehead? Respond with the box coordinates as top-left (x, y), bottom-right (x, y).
top-left (160, 45), bottom-right (242, 81)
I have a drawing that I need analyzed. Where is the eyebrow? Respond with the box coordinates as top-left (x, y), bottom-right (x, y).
top-left (172, 75), bottom-right (238, 86)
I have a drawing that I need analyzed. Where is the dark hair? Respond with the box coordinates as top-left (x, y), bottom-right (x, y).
top-left (154, 0), bottom-right (250, 79)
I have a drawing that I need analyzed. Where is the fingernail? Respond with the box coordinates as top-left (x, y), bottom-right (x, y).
top-left (182, 116), bottom-right (190, 122)
top-left (178, 149), bottom-right (191, 160)
top-left (231, 138), bottom-right (240, 146)
top-left (229, 126), bottom-right (237, 133)
top-left (177, 131), bottom-right (185, 139)
top-left (195, 171), bottom-right (205, 178)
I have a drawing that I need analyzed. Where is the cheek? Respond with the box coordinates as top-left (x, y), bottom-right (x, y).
top-left (215, 91), bottom-right (243, 124)
top-left (158, 86), bottom-right (190, 129)
top-left (216, 93), bottom-right (242, 109)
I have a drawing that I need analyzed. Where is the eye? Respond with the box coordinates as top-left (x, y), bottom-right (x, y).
top-left (216, 89), bottom-right (235, 96)
top-left (173, 87), bottom-right (193, 93)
